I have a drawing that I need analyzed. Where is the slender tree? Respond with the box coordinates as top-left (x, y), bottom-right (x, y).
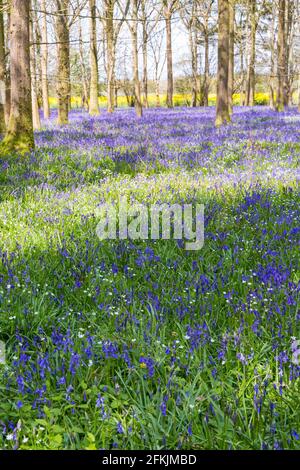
top-left (119, 0), bottom-right (142, 117)
top-left (298, 75), bottom-right (300, 112)
top-left (285, 0), bottom-right (294, 106)
top-left (276, 0), bottom-right (286, 111)
top-left (55, 0), bottom-right (70, 124)
top-left (0, 0), bottom-right (34, 153)
top-left (162, 0), bottom-right (177, 108)
top-left (106, 0), bottom-right (128, 113)
top-left (298, 1), bottom-right (300, 112)
top-left (78, 17), bottom-right (89, 109)
top-left (149, 23), bottom-right (166, 107)
top-left (181, 0), bottom-right (198, 107)
top-left (228, 0), bottom-right (234, 115)
top-left (0, 0), bottom-right (5, 133)
top-left (141, 0), bottom-right (149, 107)
top-left (33, 2), bottom-right (42, 115)
top-left (30, 15), bottom-right (41, 129)
top-left (130, 0), bottom-right (143, 117)
top-left (189, 25), bottom-right (198, 107)
top-left (41, 0), bottom-right (50, 119)
top-left (104, 0), bottom-right (115, 112)
top-left (246, 0), bottom-right (256, 106)
top-left (89, 0), bottom-right (99, 115)
top-left (268, 1), bottom-right (276, 110)
top-left (4, 10), bottom-right (10, 124)
top-left (215, 0), bottom-right (230, 126)
top-left (196, 0), bottom-right (214, 107)
top-left (239, 6), bottom-right (248, 106)
top-left (202, 10), bottom-right (210, 107)
top-left (140, 1), bottom-right (160, 107)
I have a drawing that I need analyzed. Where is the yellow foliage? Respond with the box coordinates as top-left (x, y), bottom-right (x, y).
top-left (48, 92), bottom-right (273, 109)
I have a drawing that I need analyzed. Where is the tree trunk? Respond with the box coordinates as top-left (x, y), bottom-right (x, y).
top-left (203, 28), bottom-right (209, 106)
top-left (215, 0), bottom-right (230, 126)
top-left (0, 0), bottom-right (5, 133)
top-left (131, 0), bottom-right (142, 118)
top-left (30, 17), bottom-right (41, 130)
top-left (141, 1), bottom-right (148, 108)
top-left (189, 27), bottom-right (197, 107)
top-left (285, 0), bottom-right (293, 106)
top-left (4, 11), bottom-right (10, 125)
top-left (269, 2), bottom-right (276, 110)
top-left (142, 23), bottom-right (148, 108)
top-left (33, 2), bottom-right (42, 111)
top-left (114, 85), bottom-right (118, 107)
top-left (276, 0), bottom-right (286, 111)
top-left (165, 12), bottom-right (173, 108)
top-left (269, 84), bottom-right (275, 110)
top-left (56, 0), bottom-right (70, 125)
top-left (246, 0), bottom-right (256, 106)
top-left (1, 0), bottom-right (34, 153)
top-left (41, 0), bottom-right (50, 119)
top-left (298, 16), bottom-right (300, 112)
top-left (89, 0), bottom-right (99, 115)
top-left (239, 44), bottom-right (245, 106)
top-left (79, 18), bottom-right (89, 109)
top-left (298, 75), bottom-right (300, 112)
top-left (241, 8), bottom-right (248, 106)
top-left (228, 0), bottom-right (234, 115)
top-left (155, 79), bottom-right (160, 107)
top-left (106, 0), bottom-right (115, 113)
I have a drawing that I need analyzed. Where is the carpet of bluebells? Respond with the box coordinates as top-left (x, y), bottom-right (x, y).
top-left (0, 106), bottom-right (299, 450)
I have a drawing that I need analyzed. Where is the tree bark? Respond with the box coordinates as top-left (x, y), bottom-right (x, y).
top-left (239, 43), bottom-right (245, 106)
top-left (240, 7), bottom-right (248, 106)
top-left (203, 27), bottom-right (209, 107)
top-left (298, 75), bottom-right (300, 112)
top-left (105, 0), bottom-right (115, 113)
top-left (56, 0), bottom-right (70, 124)
top-left (114, 84), bottom-right (118, 107)
top-left (285, 0), bottom-right (293, 106)
top-left (215, 0), bottom-right (230, 126)
top-left (30, 17), bottom-right (41, 130)
top-left (33, 2), bottom-right (42, 111)
top-left (89, 0), bottom-right (99, 115)
top-left (79, 18), bottom-right (89, 109)
top-left (131, 0), bottom-right (142, 117)
top-left (228, 0), bottom-right (234, 115)
top-left (246, 0), bottom-right (256, 106)
top-left (298, 7), bottom-right (300, 112)
top-left (1, 0), bottom-right (34, 153)
top-left (155, 79), bottom-right (160, 107)
top-left (165, 9), bottom-right (173, 108)
top-left (41, 0), bottom-right (50, 119)
top-left (276, 0), bottom-right (286, 111)
top-left (269, 2), bottom-right (276, 110)
top-left (142, 10), bottom-right (148, 108)
top-left (0, 0), bottom-right (5, 133)
top-left (189, 26), bottom-right (197, 107)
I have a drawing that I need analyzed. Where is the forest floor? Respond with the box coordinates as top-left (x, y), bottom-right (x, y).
top-left (0, 106), bottom-right (299, 449)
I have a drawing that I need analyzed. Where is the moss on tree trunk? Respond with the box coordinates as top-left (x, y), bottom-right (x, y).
top-left (0, 0), bottom-right (34, 154)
